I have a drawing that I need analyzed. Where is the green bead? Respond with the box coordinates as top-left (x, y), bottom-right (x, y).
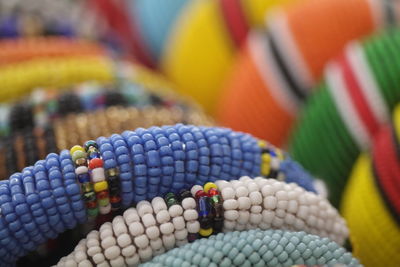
top-left (222, 243), bottom-right (233, 255)
top-left (249, 252), bottom-right (261, 264)
top-left (233, 253), bottom-right (245, 265)
top-left (258, 244), bottom-right (268, 255)
top-left (252, 239), bottom-right (263, 251)
top-left (98, 198), bottom-right (109, 206)
top-left (214, 240), bottom-right (224, 250)
top-left (219, 258), bottom-right (232, 267)
top-left (305, 257), bottom-right (317, 266)
top-left (227, 247), bottom-right (239, 260)
top-left (211, 251), bottom-right (224, 264)
top-left (184, 250), bottom-right (195, 262)
top-left (242, 244), bottom-right (253, 257)
top-left (277, 251), bottom-right (288, 263)
top-left (87, 207), bottom-right (98, 217)
top-left (199, 257), bottom-right (210, 267)
top-left (192, 254), bottom-right (202, 265)
top-left (268, 239), bottom-right (278, 250)
top-left (242, 260), bottom-right (251, 267)
top-left (236, 239), bottom-right (247, 250)
top-left (279, 237), bottom-right (289, 247)
top-left (303, 248), bottom-right (312, 259)
top-left (84, 140), bottom-right (98, 151)
top-left (165, 256), bottom-right (174, 265)
top-left (297, 242), bottom-right (307, 253)
top-left (181, 261), bottom-right (191, 267)
top-left (290, 236), bottom-right (300, 245)
top-left (262, 250), bottom-right (274, 262)
top-left (283, 258), bottom-right (294, 266)
top-left (172, 258), bottom-right (183, 266)
top-left (72, 150), bottom-right (87, 162)
top-left (269, 257), bottom-right (279, 266)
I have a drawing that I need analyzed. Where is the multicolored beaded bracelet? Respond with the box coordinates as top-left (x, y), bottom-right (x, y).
top-left (0, 125), bottom-right (320, 265)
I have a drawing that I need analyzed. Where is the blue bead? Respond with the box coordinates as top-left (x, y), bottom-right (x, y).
top-left (148, 184), bottom-right (158, 192)
top-left (102, 150), bottom-right (115, 160)
top-left (175, 161), bottom-right (184, 172)
top-left (100, 143), bottom-right (113, 152)
top-left (53, 187), bottom-right (66, 198)
top-left (162, 166), bottom-right (174, 175)
top-left (160, 146), bottom-right (173, 156)
top-left (199, 147), bottom-right (210, 155)
top-left (115, 146), bottom-right (128, 156)
top-left (148, 168), bottom-right (161, 176)
top-left (133, 154), bottom-right (145, 164)
top-left (187, 161), bottom-right (198, 172)
top-left (23, 182), bottom-right (35, 195)
top-left (147, 151), bottom-right (160, 166)
top-left (36, 215), bottom-right (47, 225)
top-left (174, 173), bottom-right (184, 182)
top-left (46, 157), bottom-right (59, 170)
top-left (148, 177), bottom-right (160, 186)
top-left (42, 197), bottom-right (55, 209)
top-left (9, 221), bottom-right (21, 232)
top-left (132, 144), bottom-right (144, 155)
top-left (121, 181), bottom-right (133, 193)
top-left (135, 177), bottom-right (147, 187)
top-left (117, 154), bottom-right (130, 164)
top-left (135, 165), bottom-right (147, 176)
top-left (199, 165), bottom-right (210, 175)
top-left (157, 137), bottom-right (169, 146)
top-left (119, 163), bottom-right (131, 173)
top-left (37, 180), bottom-right (50, 191)
top-left (161, 176), bottom-right (173, 186)
top-left (12, 193), bottom-right (25, 205)
top-left (71, 201), bottom-right (84, 211)
top-left (66, 183), bottom-right (80, 195)
top-left (15, 203), bottom-right (28, 215)
top-left (78, 173), bottom-right (90, 183)
top-left (104, 159), bottom-right (117, 169)
top-left (161, 156), bottom-right (173, 165)
top-left (1, 203), bottom-right (13, 215)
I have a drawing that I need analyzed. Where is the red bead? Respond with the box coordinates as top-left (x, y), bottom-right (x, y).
top-left (96, 190), bottom-right (109, 199)
top-left (195, 190), bottom-right (206, 199)
top-left (208, 188), bottom-right (220, 196)
top-left (86, 201), bottom-right (97, 209)
top-left (110, 196), bottom-right (121, 203)
top-left (89, 158), bottom-right (103, 169)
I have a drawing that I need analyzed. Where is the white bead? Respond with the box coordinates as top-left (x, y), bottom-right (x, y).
top-left (276, 190), bottom-right (288, 201)
top-left (138, 246), bottom-right (152, 261)
top-left (297, 206), bottom-right (309, 219)
top-left (117, 233), bottom-right (131, 248)
top-left (145, 225), bottom-right (160, 240)
top-left (215, 180), bottom-right (230, 190)
top-left (125, 254), bottom-right (140, 266)
top-left (99, 204), bottom-right (111, 215)
top-left (238, 197), bottom-right (251, 210)
top-left (277, 200), bottom-right (288, 210)
top-left (112, 216), bottom-right (127, 236)
top-left (275, 208), bottom-right (286, 218)
top-left (294, 218), bottom-right (305, 229)
top-left (121, 245), bottom-right (136, 257)
top-left (250, 205), bottom-right (262, 214)
top-left (186, 220), bottom-right (200, 233)
top-left (104, 246), bottom-right (120, 260)
top-left (129, 222), bottom-right (144, 236)
top-left (239, 176), bottom-right (252, 182)
top-left (172, 216), bottom-right (185, 230)
top-left (287, 200), bottom-right (298, 214)
top-left (235, 223), bottom-right (246, 231)
top-left (123, 209), bottom-right (140, 224)
top-left (110, 256), bottom-right (125, 267)
top-left (191, 185), bottom-right (203, 197)
top-left (262, 210), bottom-right (275, 224)
top-left (92, 253), bottom-right (105, 264)
top-left (65, 259), bottom-right (78, 267)
top-left (97, 262), bottom-right (110, 267)
top-left (156, 210), bottom-right (170, 224)
top-left (261, 185), bottom-right (274, 197)
top-left (272, 181), bottom-right (284, 192)
top-left (86, 238), bottom-right (99, 248)
top-left (236, 186), bottom-right (249, 197)
top-left (259, 222), bottom-right (270, 230)
top-left (182, 197), bottom-right (196, 210)
top-left (151, 197), bottom-right (167, 213)
top-left (223, 199), bottom-right (238, 210)
top-left (272, 216), bottom-right (284, 228)
top-left (223, 220), bottom-right (236, 230)
top-left (247, 182), bottom-right (259, 193)
top-left (75, 166), bottom-right (88, 175)
top-left (169, 205), bottom-right (183, 217)
top-left (91, 168), bottom-right (106, 182)
top-left (134, 234), bottom-right (149, 249)
top-left (100, 229), bottom-right (113, 240)
top-left (87, 246), bottom-right (101, 257)
top-left (221, 187), bottom-right (235, 200)
top-left (237, 210), bottom-right (250, 224)
top-left (306, 215), bottom-right (317, 227)
top-left (264, 196), bottom-right (277, 209)
top-left (249, 191), bottom-right (262, 205)
top-left (142, 213), bottom-right (156, 227)
top-left (250, 213), bottom-right (262, 225)
top-left (160, 222), bottom-right (174, 235)
top-left (174, 228), bottom-right (188, 240)
top-left (101, 236), bottom-right (116, 249)
top-left (284, 213), bottom-right (295, 225)
top-left (224, 210), bottom-right (239, 221)
top-left (78, 260), bottom-right (92, 267)
top-left (87, 230), bottom-right (99, 240)
top-left (74, 251), bottom-right (86, 262)
top-left (183, 209), bottom-right (198, 221)
top-left (150, 238), bottom-right (163, 250)
top-left (305, 192), bottom-right (319, 205)
top-left (137, 201), bottom-right (153, 217)
top-left (162, 234), bottom-right (176, 249)
top-left (255, 178), bottom-right (268, 188)
top-left (231, 180), bottom-right (243, 189)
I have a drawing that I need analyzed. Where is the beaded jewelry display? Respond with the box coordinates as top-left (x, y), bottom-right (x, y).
top-left (0, 125), bottom-right (320, 265)
top-left (55, 176), bottom-right (348, 266)
top-left (142, 229), bottom-right (360, 267)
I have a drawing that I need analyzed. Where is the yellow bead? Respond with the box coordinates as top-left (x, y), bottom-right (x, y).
top-left (261, 164), bottom-right (271, 176)
top-left (203, 182), bottom-right (217, 194)
top-left (70, 145), bottom-right (85, 155)
top-left (262, 153), bottom-right (271, 163)
top-left (258, 140), bottom-right (267, 148)
top-left (199, 228), bottom-right (213, 237)
top-left (94, 181), bottom-right (108, 192)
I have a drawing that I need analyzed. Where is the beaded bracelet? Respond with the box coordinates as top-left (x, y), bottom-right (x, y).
top-left (142, 229), bottom-right (360, 267)
top-left (54, 176), bottom-right (347, 266)
top-left (0, 125), bottom-right (319, 265)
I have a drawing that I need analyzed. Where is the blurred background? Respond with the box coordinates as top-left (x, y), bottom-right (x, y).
top-left (1, 0), bottom-right (399, 266)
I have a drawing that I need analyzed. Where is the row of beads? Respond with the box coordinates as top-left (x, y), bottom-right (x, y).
top-left (143, 229), bottom-right (360, 267)
top-left (55, 193), bottom-right (202, 267)
top-left (215, 177), bottom-right (348, 245)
